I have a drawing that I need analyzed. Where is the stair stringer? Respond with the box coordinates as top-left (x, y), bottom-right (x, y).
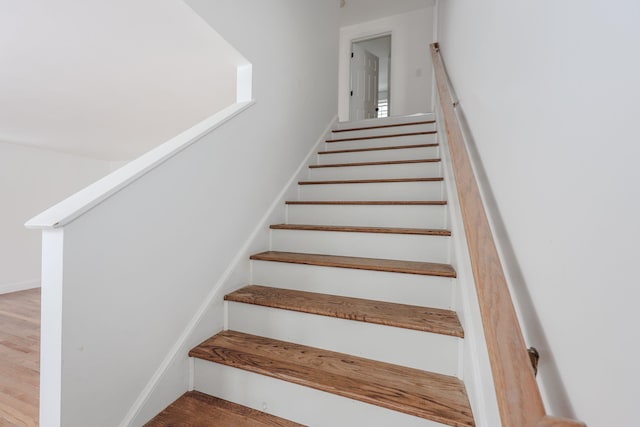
top-left (122, 116), bottom-right (338, 427)
top-left (435, 104), bottom-right (501, 427)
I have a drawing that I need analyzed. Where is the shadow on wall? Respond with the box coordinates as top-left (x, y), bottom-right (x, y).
top-left (454, 105), bottom-right (578, 420)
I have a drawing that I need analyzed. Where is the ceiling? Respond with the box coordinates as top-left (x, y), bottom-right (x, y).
top-left (0, 0), bottom-right (245, 161)
top-left (340, 0), bottom-right (434, 27)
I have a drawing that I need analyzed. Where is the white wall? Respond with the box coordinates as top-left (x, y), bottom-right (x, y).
top-left (1, 0), bottom-right (243, 161)
top-left (0, 143), bottom-right (110, 294)
top-left (340, 0), bottom-right (434, 27)
top-left (32, 1), bottom-right (339, 426)
top-left (437, 1), bottom-right (640, 425)
top-left (339, 8), bottom-right (434, 121)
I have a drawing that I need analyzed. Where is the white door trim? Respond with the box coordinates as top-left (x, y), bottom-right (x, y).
top-left (339, 25), bottom-right (393, 122)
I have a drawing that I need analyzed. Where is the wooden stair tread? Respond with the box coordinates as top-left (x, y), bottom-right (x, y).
top-left (285, 200), bottom-right (447, 205)
top-left (319, 143), bottom-right (438, 155)
top-left (270, 223), bottom-right (451, 236)
top-left (189, 331), bottom-right (474, 427)
top-left (144, 391), bottom-right (304, 427)
top-left (332, 120), bottom-right (435, 133)
top-left (326, 130), bottom-right (437, 143)
top-left (298, 177), bottom-right (444, 185)
top-left (225, 285), bottom-right (464, 337)
top-left (249, 251), bottom-right (456, 277)
top-left (309, 158), bottom-right (440, 168)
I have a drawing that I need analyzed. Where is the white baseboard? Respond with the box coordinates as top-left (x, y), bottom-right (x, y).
top-left (0, 280), bottom-right (40, 295)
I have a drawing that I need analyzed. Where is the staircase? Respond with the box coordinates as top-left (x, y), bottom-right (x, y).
top-left (145, 115), bottom-right (476, 427)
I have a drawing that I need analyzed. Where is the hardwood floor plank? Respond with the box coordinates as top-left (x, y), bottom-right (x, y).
top-left (326, 131), bottom-right (437, 143)
top-left (225, 285), bottom-right (464, 337)
top-left (0, 289), bottom-right (40, 426)
top-left (249, 251), bottom-right (456, 277)
top-left (309, 158), bottom-right (440, 168)
top-left (285, 200), bottom-right (447, 205)
top-left (0, 393), bottom-right (36, 427)
top-left (331, 120), bottom-right (435, 133)
top-left (270, 224), bottom-right (451, 236)
top-left (145, 391), bottom-right (304, 427)
top-left (298, 177), bottom-right (444, 185)
top-left (190, 331), bottom-right (474, 427)
top-left (319, 143), bottom-right (438, 155)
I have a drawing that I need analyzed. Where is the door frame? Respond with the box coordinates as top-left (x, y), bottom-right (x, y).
top-left (339, 24), bottom-right (394, 122)
top-left (349, 34), bottom-right (390, 121)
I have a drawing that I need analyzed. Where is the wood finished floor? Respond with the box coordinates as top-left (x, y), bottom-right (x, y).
top-left (0, 288), bottom-right (40, 426)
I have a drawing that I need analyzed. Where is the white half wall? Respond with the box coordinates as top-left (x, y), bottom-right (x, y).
top-left (31, 2), bottom-right (339, 426)
top-left (339, 7), bottom-right (434, 121)
top-left (437, 1), bottom-right (640, 425)
top-left (0, 143), bottom-right (110, 294)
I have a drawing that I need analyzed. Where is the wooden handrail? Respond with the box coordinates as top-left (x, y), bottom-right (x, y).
top-left (429, 43), bottom-right (585, 427)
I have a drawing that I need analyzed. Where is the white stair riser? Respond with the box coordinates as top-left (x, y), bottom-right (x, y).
top-left (308, 162), bottom-right (442, 181)
top-left (325, 133), bottom-right (437, 151)
top-left (333, 114), bottom-right (435, 131)
top-left (270, 229), bottom-right (450, 263)
top-left (227, 302), bottom-right (459, 375)
top-left (251, 261), bottom-right (454, 309)
top-left (287, 204), bottom-right (447, 229)
top-left (330, 123), bottom-right (436, 140)
top-left (193, 361), bottom-right (448, 427)
top-left (317, 145), bottom-right (439, 164)
top-left (298, 181), bottom-right (444, 201)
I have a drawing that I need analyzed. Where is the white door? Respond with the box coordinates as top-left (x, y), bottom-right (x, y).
top-left (350, 44), bottom-right (379, 120)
